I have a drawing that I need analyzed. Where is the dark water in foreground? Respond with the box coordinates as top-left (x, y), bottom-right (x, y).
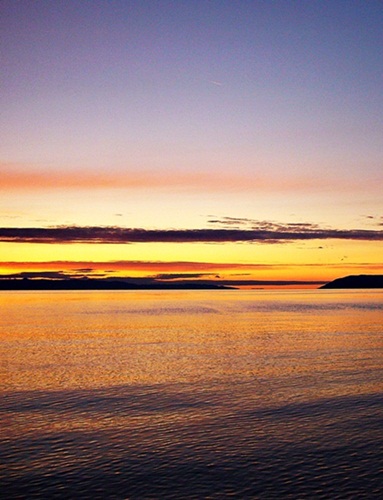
top-left (1, 290), bottom-right (383, 498)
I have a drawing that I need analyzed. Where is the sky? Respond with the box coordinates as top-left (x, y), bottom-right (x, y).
top-left (1, 0), bottom-right (382, 288)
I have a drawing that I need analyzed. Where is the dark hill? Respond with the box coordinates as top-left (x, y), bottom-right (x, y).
top-left (320, 274), bottom-right (383, 289)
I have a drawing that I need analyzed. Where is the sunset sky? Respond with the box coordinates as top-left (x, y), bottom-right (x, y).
top-left (1, 0), bottom-right (382, 288)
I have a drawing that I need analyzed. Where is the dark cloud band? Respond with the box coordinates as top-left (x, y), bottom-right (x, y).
top-left (0, 225), bottom-right (383, 244)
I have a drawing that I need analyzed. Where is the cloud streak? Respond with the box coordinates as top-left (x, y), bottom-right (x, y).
top-left (1, 163), bottom-right (380, 193)
top-left (1, 224), bottom-right (383, 244)
top-left (0, 260), bottom-right (271, 272)
top-left (1, 261), bottom-right (381, 272)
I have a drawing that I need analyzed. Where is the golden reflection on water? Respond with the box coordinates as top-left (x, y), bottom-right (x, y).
top-left (1, 290), bottom-right (382, 396)
top-left (1, 290), bottom-right (383, 498)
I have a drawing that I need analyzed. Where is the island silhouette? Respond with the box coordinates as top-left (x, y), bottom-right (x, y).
top-left (320, 274), bottom-right (383, 289)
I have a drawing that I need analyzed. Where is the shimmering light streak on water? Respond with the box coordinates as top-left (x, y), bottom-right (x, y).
top-left (1, 290), bottom-right (382, 498)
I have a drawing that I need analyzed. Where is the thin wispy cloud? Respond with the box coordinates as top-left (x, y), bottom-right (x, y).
top-left (0, 271), bottom-right (72, 280)
top-left (0, 260), bottom-right (277, 272)
top-left (208, 216), bottom-right (322, 231)
top-left (153, 273), bottom-right (215, 280)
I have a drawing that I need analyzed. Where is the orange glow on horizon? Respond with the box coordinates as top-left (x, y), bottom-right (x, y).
top-left (0, 163), bottom-right (376, 194)
top-left (0, 258), bottom-right (382, 288)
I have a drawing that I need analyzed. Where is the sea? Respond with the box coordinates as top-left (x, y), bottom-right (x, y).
top-left (1, 289), bottom-right (382, 499)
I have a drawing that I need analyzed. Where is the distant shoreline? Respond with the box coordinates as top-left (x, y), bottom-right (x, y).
top-left (0, 278), bottom-right (236, 291)
top-left (1, 275), bottom-right (382, 291)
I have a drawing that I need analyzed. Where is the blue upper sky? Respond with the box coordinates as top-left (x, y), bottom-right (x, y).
top-left (2, 0), bottom-right (382, 170)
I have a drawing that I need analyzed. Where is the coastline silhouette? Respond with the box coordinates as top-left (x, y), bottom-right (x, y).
top-left (320, 275), bottom-right (383, 289)
top-left (0, 275), bottom-right (382, 290)
top-left (0, 278), bottom-right (235, 291)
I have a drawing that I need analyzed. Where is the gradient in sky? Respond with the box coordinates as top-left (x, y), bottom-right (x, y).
top-left (1, 0), bottom-right (382, 287)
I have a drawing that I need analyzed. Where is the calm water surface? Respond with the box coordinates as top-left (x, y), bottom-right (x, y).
top-left (1, 290), bottom-right (383, 498)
